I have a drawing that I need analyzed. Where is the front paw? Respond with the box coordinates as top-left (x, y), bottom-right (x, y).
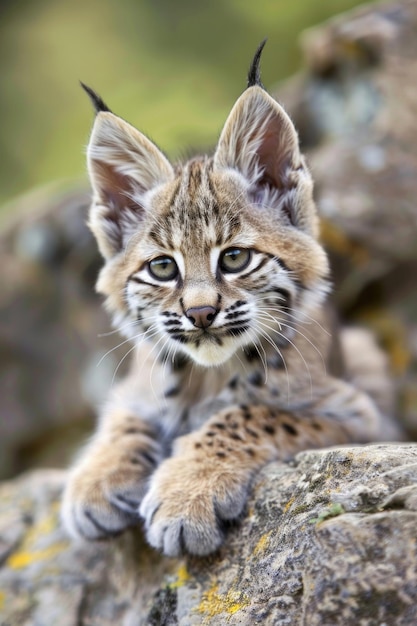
top-left (62, 442), bottom-right (159, 541)
top-left (139, 456), bottom-right (249, 557)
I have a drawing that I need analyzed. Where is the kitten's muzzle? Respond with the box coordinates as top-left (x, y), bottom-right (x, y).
top-left (185, 306), bottom-right (218, 329)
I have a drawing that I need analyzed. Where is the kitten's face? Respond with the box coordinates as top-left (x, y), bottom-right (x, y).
top-left (97, 162), bottom-right (328, 367)
top-left (86, 85), bottom-right (329, 368)
top-left (119, 165), bottom-right (302, 366)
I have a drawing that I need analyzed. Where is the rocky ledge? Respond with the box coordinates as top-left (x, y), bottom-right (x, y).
top-left (1, 444), bottom-right (416, 625)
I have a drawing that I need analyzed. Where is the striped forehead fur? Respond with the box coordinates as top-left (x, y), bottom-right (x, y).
top-left (141, 158), bottom-right (249, 254)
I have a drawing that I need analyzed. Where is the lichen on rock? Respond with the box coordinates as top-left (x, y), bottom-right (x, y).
top-left (1, 445), bottom-right (417, 625)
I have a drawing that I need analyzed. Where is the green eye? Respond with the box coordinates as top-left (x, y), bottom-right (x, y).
top-left (220, 248), bottom-right (251, 273)
top-left (148, 256), bottom-right (178, 281)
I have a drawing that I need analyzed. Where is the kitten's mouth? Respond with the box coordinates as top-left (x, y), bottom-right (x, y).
top-left (190, 324), bottom-right (250, 343)
top-left (169, 325), bottom-right (252, 366)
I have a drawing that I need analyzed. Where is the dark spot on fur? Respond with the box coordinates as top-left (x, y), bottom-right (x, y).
top-left (282, 422), bottom-right (297, 436)
top-left (244, 346), bottom-right (260, 362)
top-left (263, 424), bottom-right (275, 435)
top-left (245, 427), bottom-right (259, 439)
top-left (273, 287), bottom-right (291, 305)
top-left (206, 431), bottom-right (216, 437)
top-left (164, 319), bottom-right (181, 327)
top-left (195, 442), bottom-right (202, 449)
top-left (312, 422), bottom-right (322, 431)
top-left (225, 311), bottom-right (244, 320)
top-left (229, 432), bottom-right (243, 442)
top-left (124, 427), bottom-right (141, 435)
top-left (216, 451), bottom-right (226, 459)
top-left (240, 405), bottom-right (252, 421)
top-left (269, 354), bottom-right (285, 369)
top-left (248, 371), bottom-right (263, 387)
top-left (171, 354), bottom-right (189, 371)
top-left (180, 409), bottom-right (189, 424)
top-left (245, 447), bottom-right (255, 457)
top-left (170, 334), bottom-right (189, 344)
top-left (164, 386), bottom-right (180, 398)
top-left (213, 423), bottom-right (226, 430)
top-left (228, 376), bottom-right (239, 390)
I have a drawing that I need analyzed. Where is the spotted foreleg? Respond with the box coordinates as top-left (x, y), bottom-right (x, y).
top-left (140, 380), bottom-right (380, 556)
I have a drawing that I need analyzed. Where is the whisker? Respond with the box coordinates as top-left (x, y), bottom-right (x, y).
top-left (255, 327), bottom-right (291, 402)
top-left (256, 311), bottom-right (327, 376)
top-left (97, 320), bottom-right (138, 338)
top-left (256, 319), bottom-right (313, 401)
top-left (255, 297), bottom-right (331, 336)
top-left (111, 343), bottom-right (137, 387)
top-left (148, 334), bottom-right (174, 407)
top-left (96, 324), bottom-right (159, 368)
top-left (254, 339), bottom-right (268, 384)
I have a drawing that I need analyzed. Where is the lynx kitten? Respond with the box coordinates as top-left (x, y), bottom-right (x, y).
top-left (62, 42), bottom-right (384, 556)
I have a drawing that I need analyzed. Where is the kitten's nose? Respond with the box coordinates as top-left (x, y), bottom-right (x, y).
top-left (185, 306), bottom-right (218, 329)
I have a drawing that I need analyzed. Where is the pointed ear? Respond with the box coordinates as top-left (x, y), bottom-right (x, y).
top-left (87, 111), bottom-right (174, 258)
top-left (213, 86), bottom-right (317, 235)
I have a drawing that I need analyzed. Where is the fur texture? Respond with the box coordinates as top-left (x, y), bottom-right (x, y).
top-left (62, 50), bottom-right (389, 556)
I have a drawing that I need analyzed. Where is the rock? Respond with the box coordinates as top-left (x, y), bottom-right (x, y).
top-left (1, 444), bottom-right (416, 625)
top-left (0, 186), bottom-right (126, 478)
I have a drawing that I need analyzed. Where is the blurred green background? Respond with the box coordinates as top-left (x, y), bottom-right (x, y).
top-left (1, 0), bottom-right (372, 209)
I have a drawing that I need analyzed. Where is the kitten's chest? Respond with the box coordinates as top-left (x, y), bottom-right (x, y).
top-left (164, 356), bottom-right (293, 434)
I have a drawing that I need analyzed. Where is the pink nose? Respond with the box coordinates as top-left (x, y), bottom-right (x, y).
top-left (185, 306), bottom-right (218, 329)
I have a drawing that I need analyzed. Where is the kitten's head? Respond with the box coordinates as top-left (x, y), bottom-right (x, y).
top-left (83, 46), bottom-right (329, 367)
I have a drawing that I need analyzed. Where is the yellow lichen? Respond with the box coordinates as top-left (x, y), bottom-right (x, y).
top-left (196, 583), bottom-right (250, 621)
top-left (6, 508), bottom-right (69, 570)
top-left (283, 496), bottom-right (295, 513)
top-left (7, 543), bottom-right (68, 570)
top-left (168, 563), bottom-right (190, 589)
top-left (0, 591), bottom-right (5, 610)
top-left (253, 531), bottom-right (272, 556)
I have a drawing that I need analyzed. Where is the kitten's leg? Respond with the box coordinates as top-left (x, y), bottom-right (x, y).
top-left (62, 409), bottom-right (162, 540)
top-left (140, 379), bottom-right (380, 556)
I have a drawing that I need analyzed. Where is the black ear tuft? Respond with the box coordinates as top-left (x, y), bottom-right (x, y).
top-left (247, 39), bottom-right (267, 89)
top-left (80, 81), bottom-right (112, 114)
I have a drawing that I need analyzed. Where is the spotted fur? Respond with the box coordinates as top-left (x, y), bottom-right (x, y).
top-left (62, 47), bottom-right (387, 556)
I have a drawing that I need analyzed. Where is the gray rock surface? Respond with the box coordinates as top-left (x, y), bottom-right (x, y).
top-left (1, 444), bottom-right (416, 625)
top-left (0, 186), bottom-right (123, 478)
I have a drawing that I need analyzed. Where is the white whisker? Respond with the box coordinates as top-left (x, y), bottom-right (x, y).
top-left (256, 319), bottom-right (313, 401)
top-left (96, 323), bottom-right (159, 368)
top-left (111, 343), bottom-right (137, 387)
top-left (256, 311), bottom-right (327, 376)
top-left (255, 327), bottom-right (291, 403)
